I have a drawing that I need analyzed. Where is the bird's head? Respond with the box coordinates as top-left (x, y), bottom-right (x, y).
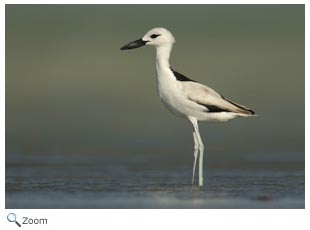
top-left (120, 27), bottom-right (175, 50)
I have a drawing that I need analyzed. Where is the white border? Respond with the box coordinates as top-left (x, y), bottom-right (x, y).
top-left (1, 1), bottom-right (308, 230)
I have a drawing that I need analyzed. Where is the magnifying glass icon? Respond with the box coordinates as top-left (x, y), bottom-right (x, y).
top-left (7, 213), bottom-right (21, 227)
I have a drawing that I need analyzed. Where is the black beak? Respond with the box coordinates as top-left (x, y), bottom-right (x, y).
top-left (120, 38), bottom-right (147, 50)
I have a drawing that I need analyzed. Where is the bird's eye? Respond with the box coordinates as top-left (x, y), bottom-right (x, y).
top-left (150, 34), bottom-right (160, 39)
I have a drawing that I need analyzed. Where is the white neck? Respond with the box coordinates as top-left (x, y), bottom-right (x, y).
top-left (155, 44), bottom-right (172, 69)
top-left (155, 44), bottom-right (178, 97)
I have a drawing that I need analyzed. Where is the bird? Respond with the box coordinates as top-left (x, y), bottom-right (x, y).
top-left (120, 27), bottom-right (255, 187)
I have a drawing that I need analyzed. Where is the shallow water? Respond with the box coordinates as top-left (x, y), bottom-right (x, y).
top-left (6, 155), bottom-right (304, 209)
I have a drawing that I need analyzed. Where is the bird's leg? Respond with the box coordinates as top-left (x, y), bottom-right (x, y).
top-left (195, 127), bottom-right (204, 187)
top-left (198, 132), bottom-right (204, 187)
top-left (192, 131), bottom-right (199, 185)
top-left (189, 117), bottom-right (204, 187)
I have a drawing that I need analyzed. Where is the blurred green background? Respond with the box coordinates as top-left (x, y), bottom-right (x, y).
top-left (6, 5), bottom-right (304, 169)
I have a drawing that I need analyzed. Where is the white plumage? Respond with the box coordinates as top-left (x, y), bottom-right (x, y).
top-left (121, 27), bottom-right (255, 187)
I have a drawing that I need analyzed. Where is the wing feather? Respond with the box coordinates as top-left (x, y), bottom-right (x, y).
top-left (183, 82), bottom-right (255, 115)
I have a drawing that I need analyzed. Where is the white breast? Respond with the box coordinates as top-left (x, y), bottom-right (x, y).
top-left (156, 66), bottom-right (201, 118)
top-left (155, 66), bottom-right (184, 116)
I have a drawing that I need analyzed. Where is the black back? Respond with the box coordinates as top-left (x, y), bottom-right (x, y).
top-left (170, 68), bottom-right (196, 82)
